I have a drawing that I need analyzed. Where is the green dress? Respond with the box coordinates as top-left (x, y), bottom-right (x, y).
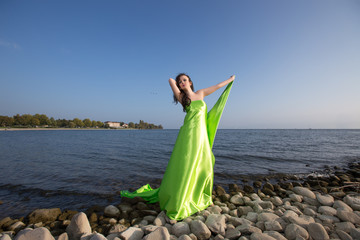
top-left (120, 82), bottom-right (233, 220)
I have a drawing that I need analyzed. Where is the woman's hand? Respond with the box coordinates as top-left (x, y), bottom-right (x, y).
top-left (229, 75), bottom-right (235, 81)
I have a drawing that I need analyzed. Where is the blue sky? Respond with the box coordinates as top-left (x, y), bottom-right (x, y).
top-left (1, 0), bottom-right (359, 129)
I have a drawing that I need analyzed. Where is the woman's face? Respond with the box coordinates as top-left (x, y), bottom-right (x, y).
top-left (178, 75), bottom-right (192, 90)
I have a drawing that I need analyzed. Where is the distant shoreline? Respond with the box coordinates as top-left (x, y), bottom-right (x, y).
top-left (0, 127), bottom-right (138, 131)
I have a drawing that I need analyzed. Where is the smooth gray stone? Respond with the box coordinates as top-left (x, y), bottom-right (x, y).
top-left (189, 220), bottom-right (211, 240)
top-left (257, 212), bottom-right (279, 222)
top-left (264, 220), bottom-right (282, 231)
top-left (333, 200), bottom-right (353, 212)
top-left (66, 212), bottom-right (91, 240)
top-left (225, 228), bottom-right (241, 240)
top-left (350, 227), bottom-right (360, 239)
top-left (119, 227), bottom-right (144, 240)
top-left (285, 223), bottom-right (309, 240)
top-left (336, 230), bottom-right (353, 240)
top-left (316, 193), bottom-right (334, 206)
top-left (335, 222), bottom-right (356, 233)
top-left (14, 227), bottom-right (55, 240)
top-left (172, 222), bottom-right (190, 237)
top-left (293, 187), bottom-right (316, 199)
top-left (337, 209), bottom-right (360, 224)
top-left (143, 226), bottom-right (170, 240)
top-left (318, 206), bottom-right (337, 216)
top-left (104, 205), bottom-right (120, 218)
top-left (307, 223), bottom-right (329, 240)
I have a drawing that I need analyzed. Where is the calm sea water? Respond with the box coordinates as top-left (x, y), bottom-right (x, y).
top-left (0, 129), bottom-right (359, 218)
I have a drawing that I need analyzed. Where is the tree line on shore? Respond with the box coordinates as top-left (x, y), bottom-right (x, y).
top-left (0, 114), bottom-right (163, 129)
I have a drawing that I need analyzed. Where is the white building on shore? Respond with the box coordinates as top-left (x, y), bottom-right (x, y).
top-left (104, 121), bottom-right (128, 128)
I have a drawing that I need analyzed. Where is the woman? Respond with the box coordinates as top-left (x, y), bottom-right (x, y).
top-left (120, 73), bottom-right (235, 220)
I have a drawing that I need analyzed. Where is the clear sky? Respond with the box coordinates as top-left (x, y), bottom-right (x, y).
top-left (1, 0), bottom-right (359, 129)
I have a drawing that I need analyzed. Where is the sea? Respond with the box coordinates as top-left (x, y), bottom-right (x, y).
top-left (0, 129), bottom-right (359, 219)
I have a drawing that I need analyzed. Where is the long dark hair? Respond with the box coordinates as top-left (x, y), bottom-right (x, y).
top-left (173, 73), bottom-right (194, 112)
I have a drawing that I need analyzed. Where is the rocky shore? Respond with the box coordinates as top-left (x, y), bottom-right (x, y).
top-left (0, 162), bottom-right (359, 240)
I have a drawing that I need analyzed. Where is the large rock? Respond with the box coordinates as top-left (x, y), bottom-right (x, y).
top-left (334, 222), bottom-right (355, 233)
top-left (318, 214), bottom-right (340, 224)
top-left (293, 187), bottom-right (316, 199)
top-left (189, 220), bottom-right (211, 240)
top-left (230, 194), bottom-right (244, 205)
top-left (316, 193), bottom-right (334, 206)
top-left (228, 217), bottom-right (252, 227)
top-left (307, 223), bottom-right (329, 240)
top-left (284, 223), bottom-right (309, 240)
top-left (333, 200), bottom-right (353, 212)
top-left (318, 206), bottom-right (337, 216)
top-left (288, 215), bottom-right (314, 228)
top-left (204, 214), bottom-right (226, 235)
top-left (119, 227), bottom-right (144, 240)
top-left (225, 228), bottom-right (241, 240)
top-left (344, 195), bottom-right (360, 211)
top-left (281, 210), bottom-right (298, 222)
top-left (350, 227), bottom-right (360, 239)
top-left (66, 212), bottom-right (92, 240)
top-left (27, 208), bottom-right (61, 224)
top-left (264, 220), bottom-right (282, 231)
top-left (270, 196), bottom-right (283, 206)
top-left (336, 230), bottom-right (353, 240)
top-left (172, 222), bottom-right (190, 237)
top-left (289, 193), bottom-right (303, 203)
top-left (337, 209), bottom-right (360, 224)
top-left (14, 227), bottom-right (55, 240)
top-left (0, 235), bottom-right (12, 240)
top-left (143, 226), bottom-right (169, 240)
top-left (104, 205), bottom-right (120, 218)
top-left (257, 212), bottom-right (279, 222)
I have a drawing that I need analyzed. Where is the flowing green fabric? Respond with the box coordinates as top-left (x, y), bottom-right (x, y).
top-left (120, 82), bottom-right (233, 220)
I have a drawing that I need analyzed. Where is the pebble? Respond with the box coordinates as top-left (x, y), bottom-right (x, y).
top-left (119, 227), bottom-right (144, 240)
top-left (189, 220), bottom-right (211, 240)
top-left (318, 206), bottom-right (337, 216)
top-left (143, 226), bottom-right (170, 240)
top-left (66, 212), bottom-right (92, 240)
top-left (316, 193), bottom-right (334, 206)
top-left (337, 209), bottom-right (360, 224)
top-left (172, 222), bottom-right (190, 237)
top-left (14, 227), bottom-right (54, 240)
top-left (293, 186), bottom-right (316, 199)
top-left (204, 214), bottom-right (226, 235)
top-left (307, 222), bottom-right (329, 240)
top-left (285, 223), bottom-right (309, 240)
top-left (104, 205), bottom-right (120, 218)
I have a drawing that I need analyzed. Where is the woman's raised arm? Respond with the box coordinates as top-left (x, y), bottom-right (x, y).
top-left (169, 78), bottom-right (181, 101)
top-left (197, 75), bottom-right (235, 97)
